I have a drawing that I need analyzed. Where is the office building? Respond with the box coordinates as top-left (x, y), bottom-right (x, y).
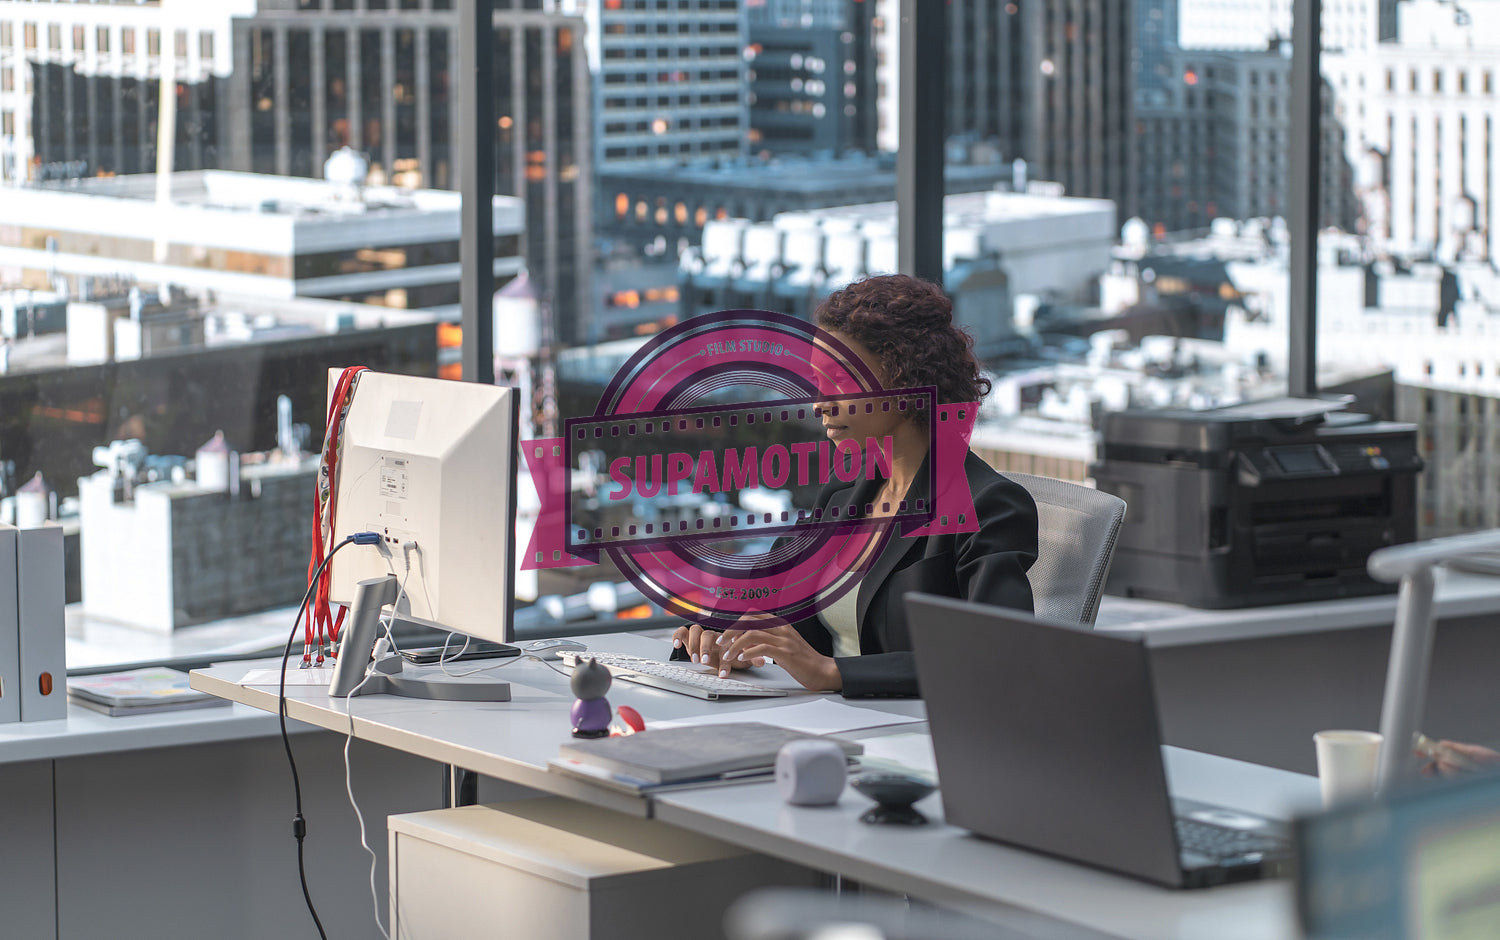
top-left (599, 151), bottom-right (1014, 250)
top-left (870, 0), bottom-right (1135, 218)
top-left (1133, 48), bottom-right (1221, 235)
top-left (226, 2), bottom-right (595, 345)
top-left (0, 170), bottom-right (525, 313)
top-left (1135, 42), bottom-right (1358, 236)
top-left (1164, 1), bottom-right (1500, 260)
top-left (595, 151), bottom-right (1012, 339)
top-left (0, 1), bottom-right (594, 347)
top-left (678, 188), bottom-right (1117, 356)
top-left (1135, 0), bottom-right (1180, 106)
top-left (78, 446), bottom-right (317, 632)
top-left (745, 0), bottom-right (877, 157)
top-left (575, 0), bottom-right (747, 169)
top-left (1322, 0), bottom-right (1500, 262)
top-left (1177, 0), bottom-right (1398, 52)
top-left (0, 0), bottom-right (248, 184)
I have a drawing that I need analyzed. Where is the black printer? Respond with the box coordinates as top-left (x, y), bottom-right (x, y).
top-left (1091, 400), bottom-right (1422, 608)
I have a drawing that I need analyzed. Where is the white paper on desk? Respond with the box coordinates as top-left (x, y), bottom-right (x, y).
top-left (858, 732), bottom-right (938, 779)
top-left (648, 698), bottom-right (922, 736)
top-left (241, 667), bottom-right (337, 686)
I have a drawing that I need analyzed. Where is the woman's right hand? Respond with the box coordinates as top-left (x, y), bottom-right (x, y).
top-left (670, 623), bottom-right (762, 670)
top-left (1419, 738), bottom-right (1500, 776)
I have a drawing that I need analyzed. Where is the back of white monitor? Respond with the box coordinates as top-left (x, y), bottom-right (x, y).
top-left (327, 370), bottom-right (518, 645)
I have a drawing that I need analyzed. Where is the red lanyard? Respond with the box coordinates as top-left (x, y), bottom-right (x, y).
top-left (304, 365), bottom-right (367, 666)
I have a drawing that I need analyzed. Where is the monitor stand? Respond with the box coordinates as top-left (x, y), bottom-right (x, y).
top-left (328, 575), bottom-right (511, 702)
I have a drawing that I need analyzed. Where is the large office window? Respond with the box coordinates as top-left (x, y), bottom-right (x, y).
top-left (5, 0), bottom-right (1497, 665)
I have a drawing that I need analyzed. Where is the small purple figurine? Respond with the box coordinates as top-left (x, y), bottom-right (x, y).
top-left (569, 658), bottom-right (613, 738)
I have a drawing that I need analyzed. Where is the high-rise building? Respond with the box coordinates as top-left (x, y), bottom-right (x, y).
top-left (226, 3), bottom-right (594, 345)
top-left (1323, 0), bottom-right (1500, 262)
top-left (1135, 0), bottom-right (1181, 107)
top-left (873, 0), bottom-right (1136, 217)
top-left (1, 1), bottom-right (595, 346)
top-left (0, 0), bottom-right (250, 184)
top-left (745, 0), bottom-right (877, 157)
top-left (1010, 0), bottom-right (1136, 217)
top-left (1135, 43), bottom-right (1357, 235)
top-left (576, 0), bottom-right (747, 170)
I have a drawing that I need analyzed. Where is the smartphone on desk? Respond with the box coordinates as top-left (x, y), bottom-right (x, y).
top-left (399, 641), bottom-right (520, 665)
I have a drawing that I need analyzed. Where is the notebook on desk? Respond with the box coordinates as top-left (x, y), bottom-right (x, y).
top-left (905, 594), bottom-right (1294, 889)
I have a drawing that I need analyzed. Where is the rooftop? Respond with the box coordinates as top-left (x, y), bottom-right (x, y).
top-left (36, 170), bottom-right (493, 221)
top-left (601, 152), bottom-right (1014, 195)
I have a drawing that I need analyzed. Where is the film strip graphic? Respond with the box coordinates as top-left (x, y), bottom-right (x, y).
top-left (524, 397), bottom-right (981, 630)
top-left (563, 388), bottom-right (936, 552)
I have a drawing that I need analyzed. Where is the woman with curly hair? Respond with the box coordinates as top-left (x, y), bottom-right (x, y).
top-left (672, 274), bottom-right (1039, 697)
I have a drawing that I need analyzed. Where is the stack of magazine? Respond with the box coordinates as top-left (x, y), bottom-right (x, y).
top-left (68, 667), bottom-right (231, 717)
top-left (549, 722), bottom-right (863, 795)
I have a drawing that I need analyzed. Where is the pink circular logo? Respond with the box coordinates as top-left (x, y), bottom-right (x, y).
top-left (523, 310), bottom-right (980, 630)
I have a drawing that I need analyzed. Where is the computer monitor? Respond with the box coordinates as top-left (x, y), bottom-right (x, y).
top-left (322, 369), bottom-right (520, 700)
top-left (1297, 768), bottom-right (1500, 938)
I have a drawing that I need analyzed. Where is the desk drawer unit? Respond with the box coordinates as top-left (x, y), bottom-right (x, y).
top-left (388, 796), bottom-right (821, 939)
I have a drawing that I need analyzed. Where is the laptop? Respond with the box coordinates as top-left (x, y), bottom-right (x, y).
top-left (905, 593), bottom-right (1294, 889)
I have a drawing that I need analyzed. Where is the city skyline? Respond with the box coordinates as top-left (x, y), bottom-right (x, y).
top-left (3, 0), bottom-right (1500, 538)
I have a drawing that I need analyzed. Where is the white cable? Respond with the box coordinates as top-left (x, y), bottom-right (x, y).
top-left (438, 651), bottom-right (572, 680)
top-left (343, 642), bottom-right (391, 940)
top-left (436, 631), bottom-right (474, 676)
top-left (376, 542), bottom-right (417, 655)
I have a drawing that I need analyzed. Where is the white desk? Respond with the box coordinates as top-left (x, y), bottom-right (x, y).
top-left (657, 748), bottom-right (1313, 940)
top-left (1096, 567), bottom-right (1500, 646)
top-left (193, 632), bottom-right (1319, 940)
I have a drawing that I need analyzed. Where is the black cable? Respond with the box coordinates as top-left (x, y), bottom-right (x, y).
top-left (279, 533), bottom-right (378, 940)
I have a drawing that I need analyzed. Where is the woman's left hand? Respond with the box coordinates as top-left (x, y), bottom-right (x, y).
top-left (716, 625), bottom-right (842, 692)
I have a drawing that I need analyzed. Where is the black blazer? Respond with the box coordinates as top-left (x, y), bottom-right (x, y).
top-left (790, 450), bottom-right (1038, 698)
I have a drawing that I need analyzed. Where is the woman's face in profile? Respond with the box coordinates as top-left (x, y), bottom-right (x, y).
top-left (812, 329), bottom-right (910, 447)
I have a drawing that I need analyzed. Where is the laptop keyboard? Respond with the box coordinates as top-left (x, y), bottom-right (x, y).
top-left (557, 651), bottom-right (788, 700)
top-left (1174, 818), bottom-right (1286, 860)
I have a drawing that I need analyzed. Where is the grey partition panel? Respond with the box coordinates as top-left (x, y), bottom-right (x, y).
top-left (1151, 614), bottom-right (1500, 775)
top-left (53, 733), bottom-right (443, 940)
top-left (0, 759), bottom-right (57, 940)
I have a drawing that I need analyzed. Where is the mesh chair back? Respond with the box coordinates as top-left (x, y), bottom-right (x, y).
top-left (1005, 472), bottom-right (1126, 627)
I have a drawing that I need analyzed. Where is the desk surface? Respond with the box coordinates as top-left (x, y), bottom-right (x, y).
top-left (0, 700), bottom-right (311, 766)
top-left (1096, 567), bottom-right (1500, 646)
top-left (657, 746), bottom-right (1312, 940)
top-left (193, 631), bottom-right (1318, 940)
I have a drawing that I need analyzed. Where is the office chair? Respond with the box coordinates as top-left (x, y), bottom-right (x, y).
top-left (1004, 472), bottom-right (1126, 628)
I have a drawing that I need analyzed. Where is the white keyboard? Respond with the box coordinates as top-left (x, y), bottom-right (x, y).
top-left (557, 651), bottom-right (788, 700)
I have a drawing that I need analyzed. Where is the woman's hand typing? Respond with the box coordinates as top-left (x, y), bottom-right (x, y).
top-left (670, 622), bottom-right (763, 671)
top-left (717, 625), bottom-right (842, 692)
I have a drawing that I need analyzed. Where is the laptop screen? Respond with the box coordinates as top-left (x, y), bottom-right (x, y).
top-left (906, 593), bottom-right (1184, 887)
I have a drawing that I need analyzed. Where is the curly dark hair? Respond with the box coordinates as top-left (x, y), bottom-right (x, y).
top-left (814, 274), bottom-right (991, 420)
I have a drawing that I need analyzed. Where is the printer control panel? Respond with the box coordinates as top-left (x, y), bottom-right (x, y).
top-left (1239, 438), bottom-right (1422, 484)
